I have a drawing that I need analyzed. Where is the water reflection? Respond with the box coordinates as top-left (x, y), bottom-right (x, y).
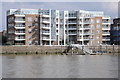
top-left (2, 55), bottom-right (118, 78)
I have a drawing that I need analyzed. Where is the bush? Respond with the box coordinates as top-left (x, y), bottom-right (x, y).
top-left (5, 42), bottom-right (12, 45)
top-left (67, 43), bottom-right (71, 46)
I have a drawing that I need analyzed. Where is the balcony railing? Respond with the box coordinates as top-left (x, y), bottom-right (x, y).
top-left (15, 37), bottom-right (25, 39)
top-left (83, 21), bottom-right (91, 24)
top-left (102, 37), bottom-right (110, 39)
top-left (42, 31), bottom-right (50, 33)
top-left (83, 26), bottom-right (91, 28)
top-left (83, 37), bottom-right (90, 39)
top-left (15, 31), bottom-right (25, 33)
top-left (83, 32), bottom-right (90, 35)
top-left (42, 19), bottom-right (49, 21)
top-left (69, 26), bottom-right (76, 28)
top-left (15, 25), bottom-right (25, 27)
top-left (102, 26), bottom-right (110, 28)
top-left (102, 32), bottom-right (110, 34)
top-left (69, 32), bottom-right (76, 34)
top-left (102, 21), bottom-right (110, 23)
top-left (42, 26), bottom-right (50, 28)
top-left (68, 21), bottom-right (77, 23)
top-left (15, 19), bottom-right (25, 21)
top-left (43, 37), bottom-right (50, 39)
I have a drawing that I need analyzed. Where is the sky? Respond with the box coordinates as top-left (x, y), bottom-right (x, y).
top-left (0, 2), bottom-right (119, 31)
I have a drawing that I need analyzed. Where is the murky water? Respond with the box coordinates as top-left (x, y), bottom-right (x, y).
top-left (2, 55), bottom-right (118, 78)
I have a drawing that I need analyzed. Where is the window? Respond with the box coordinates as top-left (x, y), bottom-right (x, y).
top-left (28, 29), bottom-right (32, 33)
top-left (91, 25), bottom-right (94, 28)
top-left (96, 36), bottom-right (100, 39)
top-left (28, 17), bottom-right (32, 21)
top-left (35, 18), bottom-right (38, 22)
top-left (35, 41), bottom-right (38, 45)
top-left (96, 25), bottom-right (100, 29)
top-left (28, 36), bottom-right (32, 40)
top-left (28, 41), bottom-right (32, 45)
top-left (35, 29), bottom-right (38, 31)
top-left (97, 41), bottom-right (100, 44)
top-left (65, 14), bottom-right (67, 17)
top-left (35, 23), bottom-right (38, 26)
top-left (96, 30), bottom-right (100, 34)
top-left (96, 19), bottom-right (100, 23)
top-left (56, 13), bottom-right (59, 17)
top-left (91, 19), bottom-right (94, 23)
top-left (28, 23), bottom-right (32, 27)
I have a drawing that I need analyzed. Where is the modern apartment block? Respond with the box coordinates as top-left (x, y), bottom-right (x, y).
top-left (110, 18), bottom-right (120, 45)
top-left (7, 9), bottom-right (111, 46)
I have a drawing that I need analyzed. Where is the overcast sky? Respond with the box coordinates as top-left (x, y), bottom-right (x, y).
top-left (0, 2), bottom-right (119, 31)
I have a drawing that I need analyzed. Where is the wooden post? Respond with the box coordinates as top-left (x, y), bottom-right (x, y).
top-left (106, 44), bottom-right (108, 54)
top-left (100, 44), bottom-right (102, 55)
top-left (113, 44), bottom-right (115, 55)
top-left (82, 46), bottom-right (84, 53)
top-left (71, 47), bottom-right (73, 55)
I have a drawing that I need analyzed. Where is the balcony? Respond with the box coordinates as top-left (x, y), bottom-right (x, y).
top-left (15, 31), bottom-right (25, 35)
top-left (68, 32), bottom-right (77, 35)
top-left (42, 15), bottom-right (50, 17)
top-left (102, 17), bottom-right (110, 19)
top-left (79, 21), bottom-right (83, 24)
top-left (102, 38), bottom-right (110, 41)
top-left (83, 16), bottom-right (92, 19)
top-left (83, 26), bottom-right (91, 30)
top-left (102, 32), bottom-right (110, 35)
top-left (69, 14), bottom-right (77, 18)
top-left (83, 37), bottom-right (90, 40)
top-left (15, 15), bottom-right (25, 17)
top-left (102, 26), bottom-right (110, 30)
top-left (68, 21), bottom-right (77, 24)
top-left (68, 26), bottom-right (76, 30)
top-left (15, 37), bottom-right (25, 41)
top-left (15, 25), bottom-right (25, 29)
top-left (102, 20), bottom-right (110, 24)
top-left (77, 39), bottom-right (83, 41)
top-left (15, 19), bottom-right (25, 23)
top-left (83, 32), bottom-right (90, 35)
top-left (42, 31), bottom-right (50, 35)
top-left (42, 37), bottom-right (50, 40)
top-left (68, 16), bottom-right (77, 19)
top-left (42, 26), bottom-right (50, 29)
top-left (42, 19), bottom-right (50, 23)
top-left (83, 21), bottom-right (91, 24)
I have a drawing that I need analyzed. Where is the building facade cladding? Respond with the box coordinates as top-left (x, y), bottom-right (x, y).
top-left (110, 18), bottom-right (120, 45)
top-left (7, 9), bottom-right (111, 46)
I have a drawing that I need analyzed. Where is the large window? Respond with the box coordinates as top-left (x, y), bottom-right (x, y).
top-left (96, 36), bottom-right (100, 39)
top-left (28, 17), bottom-right (32, 21)
top-left (96, 25), bottom-right (100, 29)
top-left (28, 23), bottom-right (32, 27)
top-left (96, 19), bottom-right (100, 23)
top-left (97, 41), bottom-right (100, 44)
top-left (96, 30), bottom-right (100, 34)
top-left (35, 18), bottom-right (38, 22)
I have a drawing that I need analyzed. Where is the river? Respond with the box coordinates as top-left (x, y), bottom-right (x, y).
top-left (2, 55), bottom-right (118, 78)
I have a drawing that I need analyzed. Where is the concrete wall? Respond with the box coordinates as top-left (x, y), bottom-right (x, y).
top-left (1, 45), bottom-right (120, 54)
top-left (1, 46), bottom-right (67, 54)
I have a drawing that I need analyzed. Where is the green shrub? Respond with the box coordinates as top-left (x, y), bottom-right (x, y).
top-left (5, 42), bottom-right (12, 45)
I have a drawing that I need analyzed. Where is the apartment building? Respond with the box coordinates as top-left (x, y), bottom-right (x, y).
top-left (110, 18), bottom-right (120, 45)
top-left (7, 8), bottom-right (111, 46)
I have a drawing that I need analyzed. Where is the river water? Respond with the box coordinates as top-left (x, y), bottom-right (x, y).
top-left (2, 55), bottom-right (118, 78)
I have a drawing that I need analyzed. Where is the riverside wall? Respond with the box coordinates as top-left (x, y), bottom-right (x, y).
top-left (1, 45), bottom-right (67, 54)
top-left (0, 45), bottom-right (120, 54)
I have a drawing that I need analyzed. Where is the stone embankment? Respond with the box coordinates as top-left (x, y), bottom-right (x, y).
top-left (0, 45), bottom-right (120, 55)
